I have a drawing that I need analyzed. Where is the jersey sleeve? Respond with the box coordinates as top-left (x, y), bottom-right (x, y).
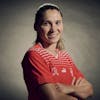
top-left (72, 63), bottom-right (85, 79)
top-left (25, 50), bottom-right (55, 86)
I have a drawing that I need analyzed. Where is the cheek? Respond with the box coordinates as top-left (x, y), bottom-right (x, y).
top-left (58, 25), bottom-right (63, 33)
top-left (39, 28), bottom-right (49, 39)
top-left (59, 28), bottom-right (63, 34)
top-left (61, 25), bottom-right (63, 32)
top-left (40, 27), bottom-right (49, 35)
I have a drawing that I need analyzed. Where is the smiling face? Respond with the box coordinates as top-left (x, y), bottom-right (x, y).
top-left (38, 9), bottom-right (63, 45)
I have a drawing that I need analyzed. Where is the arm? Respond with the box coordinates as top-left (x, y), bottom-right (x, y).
top-left (38, 83), bottom-right (78, 100)
top-left (72, 77), bottom-right (93, 99)
top-left (56, 77), bottom-right (93, 100)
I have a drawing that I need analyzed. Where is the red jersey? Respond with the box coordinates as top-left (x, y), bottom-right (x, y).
top-left (22, 43), bottom-right (84, 100)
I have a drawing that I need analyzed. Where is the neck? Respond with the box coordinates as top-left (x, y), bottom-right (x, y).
top-left (40, 42), bottom-right (58, 57)
top-left (41, 42), bottom-right (57, 51)
top-left (46, 43), bottom-right (57, 51)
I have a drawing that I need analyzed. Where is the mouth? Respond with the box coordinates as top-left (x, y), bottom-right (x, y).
top-left (48, 34), bottom-right (57, 39)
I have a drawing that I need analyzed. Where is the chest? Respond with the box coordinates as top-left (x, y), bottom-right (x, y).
top-left (43, 53), bottom-right (75, 84)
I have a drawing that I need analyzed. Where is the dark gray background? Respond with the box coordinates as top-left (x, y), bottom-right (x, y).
top-left (0, 0), bottom-right (100, 100)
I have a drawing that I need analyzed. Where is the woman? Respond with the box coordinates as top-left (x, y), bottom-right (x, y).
top-left (22, 3), bottom-right (93, 100)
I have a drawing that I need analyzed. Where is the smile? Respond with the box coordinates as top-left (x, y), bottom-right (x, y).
top-left (48, 34), bottom-right (57, 38)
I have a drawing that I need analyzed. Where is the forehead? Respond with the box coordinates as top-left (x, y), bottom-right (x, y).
top-left (42, 9), bottom-right (62, 20)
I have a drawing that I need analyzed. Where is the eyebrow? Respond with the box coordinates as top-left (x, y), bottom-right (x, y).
top-left (43, 19), bottom-right (62, 22)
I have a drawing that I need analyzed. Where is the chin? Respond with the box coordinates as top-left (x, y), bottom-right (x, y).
top-left (48, 39), bottom-right (59, 44)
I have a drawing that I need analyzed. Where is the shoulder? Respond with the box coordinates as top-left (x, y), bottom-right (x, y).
top-left (27, 43), bottom-right (43, 55)
top-left (27, 43), bottom-right (49, 62)
top-left (27, 48), bottom-right (42, 60)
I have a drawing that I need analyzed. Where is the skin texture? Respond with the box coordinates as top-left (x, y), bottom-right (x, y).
top-left (56, 77), bottom-right (93, 99)
top-left (35, 9), bottom-right (93, 100)
top-left (38, 83), bottom-right (78, 100)
top-left (37, 9), bottom-right (63, 52)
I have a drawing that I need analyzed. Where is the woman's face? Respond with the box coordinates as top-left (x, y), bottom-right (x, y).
top-left (38, 9), bottom-right (63, 45)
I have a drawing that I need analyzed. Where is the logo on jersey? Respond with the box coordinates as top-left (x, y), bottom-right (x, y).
top-left (61, 68), bottom-right (66, 73)
top-left (51, 67), bottom-right (59, 76)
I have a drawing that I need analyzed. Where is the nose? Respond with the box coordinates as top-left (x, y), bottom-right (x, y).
top-left (50, 24), bottom-right (57, 33)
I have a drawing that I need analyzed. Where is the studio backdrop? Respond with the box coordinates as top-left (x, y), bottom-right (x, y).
top-left (0, 0), bottom-right (100, 100)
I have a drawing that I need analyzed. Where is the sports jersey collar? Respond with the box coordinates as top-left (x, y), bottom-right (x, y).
top-left (35, 43), bottom-right (59, 51)
top-left (35, 43), bottom-right (60, 59)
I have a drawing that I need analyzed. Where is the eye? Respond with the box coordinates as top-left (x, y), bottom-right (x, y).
top-left (56, 20), bottom-right (62, 25)
top-left (42, 21), bottom-right (49, 26)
